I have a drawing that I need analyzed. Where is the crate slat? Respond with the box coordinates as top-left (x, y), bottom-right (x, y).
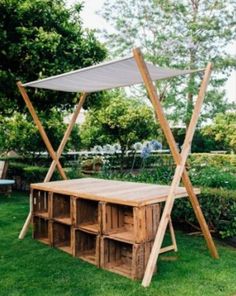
top-left (74, 229), bottom-right (100, 266)
top-left (75, 199), bottom-right (101, 233)
top-left (101, 237), bottom-right (155, 280)
top-left (103, 203), bottom-right (160, 243)
top-left (33, 216), bottom-right (52, 246)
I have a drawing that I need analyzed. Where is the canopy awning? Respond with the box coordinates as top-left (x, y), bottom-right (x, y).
top-left (23, 56), bottom-right (203, 93)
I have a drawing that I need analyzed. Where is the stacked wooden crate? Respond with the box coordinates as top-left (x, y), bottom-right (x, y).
top-left (32, 189), bottom-right (161, 279)
top-left (31, 178), bottom-right (196, 279)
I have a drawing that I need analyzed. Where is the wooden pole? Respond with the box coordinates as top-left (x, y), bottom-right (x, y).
top-left (169, 218), bottom-right (177, 252)
top-left (133, 48), bottom-right (218, 287)
top-left (19, 191), bottom-right (33, 239)
top-left (44, 92), bottom-right (87, 182)
top-left (17, 82), bottom-right (67, 180)
top-left (17, 81), bottom-right (67, 239)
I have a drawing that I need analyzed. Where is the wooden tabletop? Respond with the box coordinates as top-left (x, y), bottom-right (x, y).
top-left (31, 178), bottom-right (200, 206)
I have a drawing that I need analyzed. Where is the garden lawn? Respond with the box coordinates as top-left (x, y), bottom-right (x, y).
top-left (0, 192), bottom-right (236, 296)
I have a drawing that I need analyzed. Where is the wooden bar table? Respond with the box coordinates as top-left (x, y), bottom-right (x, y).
top-left (31, 178), bottom-right (200, 279)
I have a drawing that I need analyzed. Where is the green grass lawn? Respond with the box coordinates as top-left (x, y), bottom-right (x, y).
top-left (0, 192), bottom-right (236, 296)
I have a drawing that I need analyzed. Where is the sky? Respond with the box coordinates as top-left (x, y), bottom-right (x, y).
top-left (68, 0), bottom-right (236, 102)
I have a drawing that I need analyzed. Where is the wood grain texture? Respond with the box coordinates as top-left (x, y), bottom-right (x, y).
top-left (31, 178), bottom-right (200, 206)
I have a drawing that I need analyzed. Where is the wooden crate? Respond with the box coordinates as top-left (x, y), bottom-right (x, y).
top-left (100, 237), bottom-right (155, 280)
top-left (52, 222), bottom-right (73, 255)
top-left (33, 189), bottom-right (52, 219)
top-left (75, 199), bottom-right (101, 233)
top-left (74, 229), bottom-right (100, 266)
top-left (33, 216), bottom-right (51, 246)
top-left (102, 203), bottom-right (160, 243)
top-left (52, 193), bottom-right (73, 225)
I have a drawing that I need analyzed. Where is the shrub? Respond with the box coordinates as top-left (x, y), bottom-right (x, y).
top-left (188, 153), bottom-right (236, 169)
top-left (173, 187), bottom-right (236, 239)
top-left (190, 166), bottom-right (236, 190)
top-left (7, 162), bottom-right (82, 189)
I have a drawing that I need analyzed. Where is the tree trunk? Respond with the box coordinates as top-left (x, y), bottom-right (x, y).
top-left (120, 147), bottom-right (126, 172)
top-left (185, 0), bottom-right (199, 129)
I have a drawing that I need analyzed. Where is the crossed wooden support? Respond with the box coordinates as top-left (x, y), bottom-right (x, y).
top-left (17, 47), bottom-right (218, 287)
top-left (17, 81), bottom-right (87, 239)
top-left (133, 48), bottom-right (219, 287)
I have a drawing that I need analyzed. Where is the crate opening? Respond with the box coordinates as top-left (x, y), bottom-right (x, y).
top-left (103, 238), bottom-right (133, 277)
top-left (33, 190), bottom-right (49, 218)
top-left (33, 216), bottom-right (50, 245)
top-left (75, 230), bottom-right (98, 265)
top-left (77, 199), bottom-right (100, 233)
top-left (53, 193), bottom-right (71, 224)
top-left (105, 204), bottom-right (134, 242)
top-left (53, 222), bottom-right (72, 254)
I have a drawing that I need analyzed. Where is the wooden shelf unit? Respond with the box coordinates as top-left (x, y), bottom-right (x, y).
top-left (52, 193), bottom-right (73, 225)
top-left (31, 178), bottom-right (195, 279)
top-left (102, 203), bottom-right (160, 243)
top-left (74, 229), bottom-right (100, 266)
top-left (33, 216), bottom-right (51, 246)
top-left (100, 237), bottom-right (155, 280)
top-left (52, 221), bottom-right (73, 255)
top-left (33, 189), bottom-right (51, 219)
top-left (75, 199), bottom-right (101, 234)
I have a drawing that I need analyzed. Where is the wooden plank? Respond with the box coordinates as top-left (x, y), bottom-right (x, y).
top-left (19, 190), bottom-right (33, 239)
top-left (133, 47), bottom-right (218, 287)
top-left (159, 245), bottom-right (175, 254)
top-left (100, 237), bottom-right (105, 268)
top-left (48, 192), bottom-right (53, 219)
top-left (30, 178), bottom-right (200, 206)
top-left (169, 218), bottom-right (177, 252)
top-left (71, 227), bottom-right (75, 257)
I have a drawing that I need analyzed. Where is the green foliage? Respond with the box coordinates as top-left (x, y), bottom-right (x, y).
top-left (8, 162), bottom-right (54, 184)
top-left (0, 110), bottom-right (80, 156)
top-left (101, 156), bottom-right (236, 190)
top-left (80, 93), bottom-right (159, 153)
top-left (0, 0), bottom-right (106, 114)
top-left (7, 161), bottom-right (82, 185)
top-left (100, 153), bottom-right (236, 186)
top-left (100, 167), bottom-right (174, 185)
top-left (100, 0), bottom-right (236, 126)
top-left (189, 166), bottom-right (236, 190)
top-left (169, 128), bottom-right (224, 152)
top-left (202, 112), bottom-right (236, 152)
top-left (188, 153), bottom-right (236, 169)
top-left (173, 187), bottom-right (236, 239)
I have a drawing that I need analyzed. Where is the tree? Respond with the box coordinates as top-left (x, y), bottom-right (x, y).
top-left (99, 0), bottom-right (236, 126)
top-left (0, 110), bottom-right (80, 157)
top-left (202, 112), bottom-right (236, 152)
top-left (80, 93), bottom-right (159, 169)
top-left (0, 0), bottom-right (106, 115)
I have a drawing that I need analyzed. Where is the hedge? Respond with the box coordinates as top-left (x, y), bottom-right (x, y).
top-left (173, 187), bottom-right (236, 239)
top-left (7, 162), bottom-right (82, 190)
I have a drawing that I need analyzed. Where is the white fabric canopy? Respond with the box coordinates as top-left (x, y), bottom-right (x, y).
top-left (23, 56), bottom-right (202, 93)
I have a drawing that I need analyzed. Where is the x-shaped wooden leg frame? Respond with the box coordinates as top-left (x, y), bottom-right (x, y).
top-left (17, 81), bottom-right (86, 239)
top-left (133, 48), bottom-right (219, 287)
